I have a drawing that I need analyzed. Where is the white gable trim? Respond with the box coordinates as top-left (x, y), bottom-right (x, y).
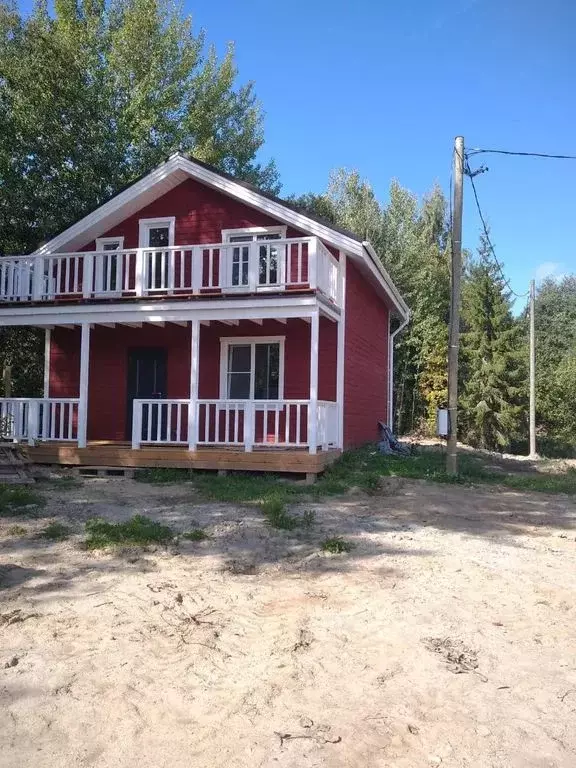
top-left (33, 153), bottom-right (408, 320)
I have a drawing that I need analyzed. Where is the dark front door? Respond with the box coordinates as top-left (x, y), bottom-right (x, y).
top-left (126, 348), bottom-right (167, 440)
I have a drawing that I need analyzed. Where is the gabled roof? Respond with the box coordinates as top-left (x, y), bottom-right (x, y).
top-left (34, 153), bottom-right (409, 319)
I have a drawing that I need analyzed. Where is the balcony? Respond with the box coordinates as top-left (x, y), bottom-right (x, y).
top-left (0, 237), bottom-right (341, 307)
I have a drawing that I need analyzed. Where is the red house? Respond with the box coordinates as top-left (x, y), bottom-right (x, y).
top-left (0, 155), bottom-right (408, 477)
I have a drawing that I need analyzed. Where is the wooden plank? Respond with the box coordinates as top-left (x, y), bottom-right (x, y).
top-left (25, 442), bottom-right (340, 475)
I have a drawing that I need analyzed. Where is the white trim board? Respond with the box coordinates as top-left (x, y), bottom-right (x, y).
top-left (31, 154), bottom-right (408, 320)
top-left (0, 295), bottom-right (340, 327)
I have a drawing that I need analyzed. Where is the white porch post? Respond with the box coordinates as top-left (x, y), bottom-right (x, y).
top-left (78, 323), bottom-right (91, 448)
top-left (43, 328), bottom-right (51, 398)
top-left (188, 319), bottom-right (200, 450)
top-left (336, 252), bottom-right (346, 449)
top-left (308, 310), bottom-right (319, 454)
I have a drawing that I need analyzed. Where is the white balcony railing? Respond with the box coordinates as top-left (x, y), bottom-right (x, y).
top-left (0, 237), bottom-right (341, 306)
top-left (0, 398), bottom-right (79, 444)
top-left (132, 399), bottom-right (339, 452)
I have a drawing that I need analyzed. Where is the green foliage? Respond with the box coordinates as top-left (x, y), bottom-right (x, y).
top-left (40, 521), bottom-right (70, 540)
top-left (459, 234), bottom-right (526, 451)
top-left (528, 277), bottom-right (576, 455)
top-left (84, 514), bottom-right (173, 548)
top-left (0, 0), bottom-right (278, 256)
top-left (321, 536), bottom-right (354, 554)
top-left (0, 484), bottom-right (44, 516)
top-left (181, 528), bottom-right (209, 542)
top-left (135, 467), bottom-right (195, 484)
top-left (261, 495), bottom-right (299, 530)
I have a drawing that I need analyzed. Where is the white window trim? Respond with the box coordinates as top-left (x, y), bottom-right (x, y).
top-left (96, 236), bottom-right (125, 251)
top-left (138, 217), bottom-right (175, 248)
top-left (221, 225), bottom-right (287, 242)
top-left (219, 336), bottom-right (285, 401)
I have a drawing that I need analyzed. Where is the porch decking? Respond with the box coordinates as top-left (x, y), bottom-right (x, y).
top-left (25, 441), bottom-right (340, 475)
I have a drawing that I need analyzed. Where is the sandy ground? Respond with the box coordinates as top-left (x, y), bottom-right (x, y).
top-left (1, 476), bottom-right (576, 768)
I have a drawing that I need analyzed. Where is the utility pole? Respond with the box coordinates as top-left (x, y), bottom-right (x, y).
top-left (447, 136), bottom-right (464, 475)
top-left (529, 279), bottom-right (537, 458)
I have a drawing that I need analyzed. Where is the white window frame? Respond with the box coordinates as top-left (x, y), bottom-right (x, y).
top-left (221, 226), bottom-right (287, 290)
top-left (138, 217), bottom-right (175, 248)
top-left (221, 225), bottom-right (287, 241)
top-left (94, 237), bottom-right (125, 296)
top-left (96, 236), bottom-right (125, 251)
top-left (219, 336), bottom-right (285, 401)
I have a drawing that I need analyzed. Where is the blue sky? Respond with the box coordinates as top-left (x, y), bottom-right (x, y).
top-left (17, 0), bottom-right (576, 306)
top-left (187, 0), bottom-right (575, 307)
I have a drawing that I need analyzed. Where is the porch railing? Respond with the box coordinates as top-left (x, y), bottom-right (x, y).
top-left (131, 399), bottom-right (339, 452)
top-left (0, 237), bottom-right (341, 306)
top-left (0, 398), bottom-right (79, 444)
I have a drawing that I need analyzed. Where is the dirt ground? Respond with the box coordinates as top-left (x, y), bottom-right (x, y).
top-left (1, 475), bottom-right (576, 768)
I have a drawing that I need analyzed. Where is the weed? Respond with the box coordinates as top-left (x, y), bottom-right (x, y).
top-left (41, 522), bottom-right (70, 540)
top-left (7, 524), bottom-right (26, 536)
top-left (301, 510), bottom-right (316, 528)
top-left (181, 528), bottom-right (209, 542)
top-left (85, 515), bottom-right (173, 549)
top-left (135, 468), bottom-right (194, 484)
top-left (0, 485), bottom-right (45, 517)
top-left (261, 495), bottom-right (299, 530)
top-left (321, 536), bottom-right (354, 554)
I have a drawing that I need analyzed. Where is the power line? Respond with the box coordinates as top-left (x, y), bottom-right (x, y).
top-left (467, 147), bottom-right (576, 161)
top-left (464, 156), bottom-right (529, 300)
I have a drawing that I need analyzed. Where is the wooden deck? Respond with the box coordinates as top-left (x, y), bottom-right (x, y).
top-left (25, 441), bottom-right (341, 476)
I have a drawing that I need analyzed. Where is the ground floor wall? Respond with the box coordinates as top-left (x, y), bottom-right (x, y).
top-left (48, 317), bottom-right (338, 442)
top-left (344, 260), bottom-right (390, 446)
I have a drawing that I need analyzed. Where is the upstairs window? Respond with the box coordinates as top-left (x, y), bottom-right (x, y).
top-left (95, 236), bottom-right (124, 294)
top-left (138, 217), bottom-right (175, 289)
top-left (222, 227), bottom-right (287, 288)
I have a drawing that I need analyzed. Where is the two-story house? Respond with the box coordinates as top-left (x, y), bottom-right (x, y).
top-left (0, 154), bottom-right (409, 478)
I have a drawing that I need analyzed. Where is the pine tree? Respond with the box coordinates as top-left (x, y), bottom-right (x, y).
top-left (459, 234), bottom-right (526, 450)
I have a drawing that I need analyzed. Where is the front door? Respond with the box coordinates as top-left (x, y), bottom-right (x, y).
top-left (126, 348), bottom-right (167, 440)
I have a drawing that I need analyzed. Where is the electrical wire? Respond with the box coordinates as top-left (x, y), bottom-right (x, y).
top-left (463, 155), bottom-right (529, 300)
top-left (467, 147), bottom-right (576, 161)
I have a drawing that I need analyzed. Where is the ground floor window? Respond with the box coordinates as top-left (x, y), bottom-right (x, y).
top-left (220, 337), bottom-right (284, 400)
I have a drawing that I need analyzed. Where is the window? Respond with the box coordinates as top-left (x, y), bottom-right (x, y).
top-left (222, 227), bottom-right (287, 288)
top-left (221, 337), bottom-right (284, 400)
top-left (95, 237), bottom-right (124, 294)
top-left (138, 217), bottom-right (175, 289)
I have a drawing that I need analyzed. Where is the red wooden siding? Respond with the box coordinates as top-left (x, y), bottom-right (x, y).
top-left (344, 260), bottom-right (390, 447)
top-left (82, 178), bottom-right (306, 251)
top-left (48, 319), bottom-right (337, 442)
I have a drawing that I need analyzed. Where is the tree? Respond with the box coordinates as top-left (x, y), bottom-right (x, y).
top-left (0, 0), bottom-right (278, 396)
top-left (529, 276), bottom-right (576, 454)
top-left (459, 234), bottom-right (526, 451)
top-left (0, 0), bottom-right (279, 255)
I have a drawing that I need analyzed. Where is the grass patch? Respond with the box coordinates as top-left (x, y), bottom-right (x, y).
top-left (135, 468), bottom-right (195, 484)
top-left (321, 536), bottom-right (354, 554)
top-left (7, 524), bottom-right (27, 536)
top-left (0, 485), bottom-right (45, 517)
top-left (181, 528), bottom-right (209, 542)
top-left (40, 521), bottom-right (70, 540)
top-left (261, 495), bottom-right (299, 530)
top-left (84, 515), bottom-right (173, 549)
top-left (160, 447), bottom-right (576, 503)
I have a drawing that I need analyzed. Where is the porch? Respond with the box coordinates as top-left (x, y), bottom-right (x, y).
top-left (0, 305), bottom-right (343, 474)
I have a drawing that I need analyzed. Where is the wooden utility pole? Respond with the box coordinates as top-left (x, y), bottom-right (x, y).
top-left (447, 136), bottom-right (464, 475)
top-left (529, 279), bottom-right (537, 458)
